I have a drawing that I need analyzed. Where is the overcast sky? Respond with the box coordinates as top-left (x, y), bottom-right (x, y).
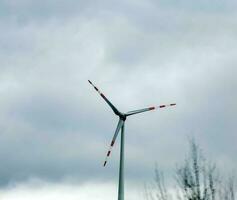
top-left (0, 0), bottom-right (237, 199)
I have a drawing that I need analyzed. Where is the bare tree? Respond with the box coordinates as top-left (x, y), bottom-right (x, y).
top-left (218, 175), bottom-right (235, 200)
top-left (144, 165), bottom-right (171, 200)
top-left (145, 139), bottom-right (236, 200)
top-left (175, 139), bottom-right (218, 200)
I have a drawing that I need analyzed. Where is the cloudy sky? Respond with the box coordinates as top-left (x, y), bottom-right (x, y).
top-left (0, 0), bottom-right (237, 199)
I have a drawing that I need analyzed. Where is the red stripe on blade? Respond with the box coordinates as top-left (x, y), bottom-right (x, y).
top-left (170, 103), bottom-right (176, 106)
top-left (111, 141), bottom-right (115, 146)
top-left (107, 151), bottom-right (111, 156)
top-left (88, 80), bottom-right (92, 84)
top-left (149, 107), bottom-right (155, 110)
top-left (160, 105), bottom-right (166, 108)
top-left (94, 87), bottom-right (98, 91)
top-left (103, 161), bottom-right (107, 167)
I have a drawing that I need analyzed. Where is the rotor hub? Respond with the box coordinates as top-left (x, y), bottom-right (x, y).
top-left (120, 114), bottom-right (126, 121)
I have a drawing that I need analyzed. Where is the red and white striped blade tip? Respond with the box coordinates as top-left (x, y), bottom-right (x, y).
top-left (159, 103), bottom-right (176, 108)
top-left (103, 161), bottom-right (107, 167)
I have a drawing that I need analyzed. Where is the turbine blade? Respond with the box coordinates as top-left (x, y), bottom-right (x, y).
top-left (103, 119), bottom-right (124, 167)
top-left (126, 103), bottom-right (176, 116)
top-left (88, 80), bottom-right (120, 116)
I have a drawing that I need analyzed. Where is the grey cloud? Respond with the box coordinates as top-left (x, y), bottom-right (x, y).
top-left (0, 0), bottom-right (236, 188)
top-left (0, 0), bottom-right (95, 22)
top-left (149, 0), bottom-right (237, 13)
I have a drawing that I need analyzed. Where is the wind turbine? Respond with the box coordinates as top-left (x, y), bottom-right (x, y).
top-left (88, 80), bottom-right (176, 200)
